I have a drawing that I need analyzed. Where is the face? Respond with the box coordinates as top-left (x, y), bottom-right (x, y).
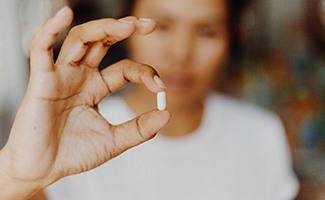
top-left (128, 0), bottom-right (230, 105)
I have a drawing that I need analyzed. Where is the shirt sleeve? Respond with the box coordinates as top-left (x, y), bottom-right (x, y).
top-left (264, 115), bottom-right (300, 200)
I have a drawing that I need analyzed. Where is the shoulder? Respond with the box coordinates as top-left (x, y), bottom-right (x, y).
top-left (206, 93), bottom-right (287, 147)
top-left (208, 93), bottom-right (282, 126)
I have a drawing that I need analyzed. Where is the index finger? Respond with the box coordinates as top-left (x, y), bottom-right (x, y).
top-left (56, 17), bottom-right (156, 67)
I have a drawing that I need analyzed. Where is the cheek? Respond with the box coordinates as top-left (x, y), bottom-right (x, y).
top-left (195, 38), bottom-right (229, 81)
top-left (200, 37), bottom-right (229, 65)
top-left (127, 36), bottom-right (165, 68)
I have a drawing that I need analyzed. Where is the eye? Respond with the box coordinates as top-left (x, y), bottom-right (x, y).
top-left (197, 26), bottom-right (219, 38)
top-left (155, 21), bottom-right (170, 32)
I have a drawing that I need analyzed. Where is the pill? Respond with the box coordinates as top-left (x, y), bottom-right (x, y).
top-left (157, 91), bottom-right (166, 110)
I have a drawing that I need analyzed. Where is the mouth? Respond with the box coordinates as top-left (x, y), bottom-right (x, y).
top-left (163, 73), bottom-right (193, 92)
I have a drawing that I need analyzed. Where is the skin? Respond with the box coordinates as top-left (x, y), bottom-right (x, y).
top-left (0, 7), bottom-right (170, 200)
top-left (124, 0), bottom-right (230, 136)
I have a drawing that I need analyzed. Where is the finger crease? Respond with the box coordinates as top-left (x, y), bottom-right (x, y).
top-left (122, 67), bottom-right (131, 83)
top-left (69, 60), bottom-right (80, 67)
top-left (83, 41), bottom-right (92, 47)
top-left (101, 38), bottom-right (113, 47)
top-left (135, 117), bottom-right (146, 140)
top-left (99, 72), bottom-right (113, 94)
top-left (80, 60), bottom-right (93, 68)
top-left (80, 36), bottom-right (92, 47)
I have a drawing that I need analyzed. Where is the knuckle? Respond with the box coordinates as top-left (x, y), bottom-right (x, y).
top-left (69, 25), bottom-right (82, 38)
top-left (101, 38), bottom-right (113, 47)
top-left (69, 26), bottom-right (77, 34)
top-left (121, 58), bottom-right (132, 64)
top-left (30, 34), bottom-right (42, 51)
top-left (135, 117), bottom-right (146, 140)
top-left (119, 58), bottom-right (133, 68)
top-left (141, 63), bottom-right (156, 74)
top-left (30, 37), bottom-right (38, 50)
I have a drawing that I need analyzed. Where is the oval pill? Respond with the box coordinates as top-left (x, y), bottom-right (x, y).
top-left (157, 91), bottom-right (166, 110)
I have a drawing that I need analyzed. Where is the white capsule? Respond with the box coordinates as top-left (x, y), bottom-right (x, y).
top-left (157, 91), bottom-right (166, 110)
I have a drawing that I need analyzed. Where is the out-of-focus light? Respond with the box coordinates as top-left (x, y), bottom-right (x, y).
top-left (19, 0), bottom-right (52, 24)
top-left (19, 0), bottom-right (68, 57)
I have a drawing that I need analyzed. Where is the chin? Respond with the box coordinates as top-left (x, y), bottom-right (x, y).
top-left (167, 91), bottom-right (202, 108)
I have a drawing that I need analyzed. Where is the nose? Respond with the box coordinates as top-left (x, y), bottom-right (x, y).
top-left (167, 28), bottom-right (194, 68)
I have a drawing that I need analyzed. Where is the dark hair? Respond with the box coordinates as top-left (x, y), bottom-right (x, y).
top-left (306, 0), bottom-right (325, 57)
top-left (228, 0), bottom-right (251, 60)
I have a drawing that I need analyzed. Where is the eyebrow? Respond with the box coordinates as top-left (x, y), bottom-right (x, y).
top-left (145, 11), bottom-right (227, 26)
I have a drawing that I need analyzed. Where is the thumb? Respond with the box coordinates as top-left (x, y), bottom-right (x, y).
top-left (110, 110), bottom-right (170, 157)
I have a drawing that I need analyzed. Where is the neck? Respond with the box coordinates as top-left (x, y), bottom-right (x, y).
top-left (123, 85), bottom-right (204, 137)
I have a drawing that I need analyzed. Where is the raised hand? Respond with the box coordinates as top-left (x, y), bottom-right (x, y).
top-left (0, 7), bottom-right (169, 199)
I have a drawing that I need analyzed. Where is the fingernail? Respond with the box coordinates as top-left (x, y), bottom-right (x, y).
top-left (118, 19), bottom-right (135, 24)
top-left (139, 18), bottom-right (154, 23)
top-left (154, 75), bottom-right (166, 89)
top-left (55, 6), bottom-right (69, 17)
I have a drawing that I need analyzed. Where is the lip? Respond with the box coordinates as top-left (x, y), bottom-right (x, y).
top-left (163, 73), bottom-right (193, 92)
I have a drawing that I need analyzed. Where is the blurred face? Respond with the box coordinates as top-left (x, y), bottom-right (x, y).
top-left (128, 0), bottom-right (230, 105)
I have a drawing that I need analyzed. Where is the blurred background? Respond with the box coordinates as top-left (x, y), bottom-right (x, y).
top-left (0, 0), bottom-right (324, 199)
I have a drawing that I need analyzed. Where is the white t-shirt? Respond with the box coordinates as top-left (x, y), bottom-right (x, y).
top-left (45, 93), bottom-right (299, 200)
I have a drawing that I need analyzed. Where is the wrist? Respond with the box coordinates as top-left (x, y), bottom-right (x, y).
top-left (0, 150), bottom-right (46, 200)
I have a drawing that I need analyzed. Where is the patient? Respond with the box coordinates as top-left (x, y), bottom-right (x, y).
top-left (44, 0), bottom-right (299, 199)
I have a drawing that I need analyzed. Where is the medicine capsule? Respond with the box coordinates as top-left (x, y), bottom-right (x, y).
top-left (157, 91), bottom-right (166, 110)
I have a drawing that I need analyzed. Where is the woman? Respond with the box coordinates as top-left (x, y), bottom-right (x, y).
top-left (44, 0), bottom-right (299, 199)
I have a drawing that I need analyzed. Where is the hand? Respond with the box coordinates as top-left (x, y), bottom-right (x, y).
top-left (0, 7), bottom-right (170, 199)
